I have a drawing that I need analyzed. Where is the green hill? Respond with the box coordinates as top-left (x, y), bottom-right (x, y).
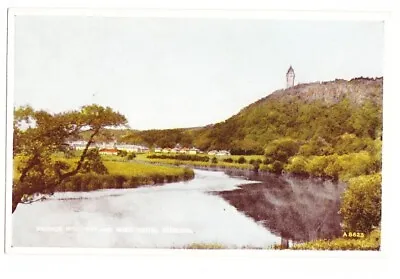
top-left (87, 77), bottom-right (382, 159)
top-left (190, 77), bottom-right (382, 153)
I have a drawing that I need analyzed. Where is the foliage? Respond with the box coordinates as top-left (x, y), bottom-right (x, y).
top-left (223, 158), bottom-right (234, 163)
top-left (12, 104), bottom-right (127, 213)
top-left (237, 156), bottom-right (247, 164)
top-left (79, 149), bottom-right (108, 174)
top-left (14, 157), bottom-right (194, 193)
top-left (284, 156), bottom-right (309, 176)
top-left (147, 154), bottom-right (210, 162)
top-left (126, 153), bottom-right (136, 160)
top-left (85, 79), bottom-right (382, 159)
top-left (264, 137), bottom-right (301, 164)
top-left (117, 149), bottom-right (128, 157)
top-left (339, 174), bottom-right (381, 233)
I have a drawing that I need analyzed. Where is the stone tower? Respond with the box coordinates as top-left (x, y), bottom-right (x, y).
top-left (286, 65), bottom-right (295, 88)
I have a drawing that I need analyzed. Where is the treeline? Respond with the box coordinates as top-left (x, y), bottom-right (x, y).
top-left (147, 154), bottom-right (210, 162)
top-left (115, 79), bottom-right (382, 156)
top-left (192, 97), bottom-right (382, 153)
top-left (118, 99), bottom-right (381, 158)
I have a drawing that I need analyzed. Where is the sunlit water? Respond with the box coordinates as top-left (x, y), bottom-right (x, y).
top-left (12, 169), bottom-right (281, 248)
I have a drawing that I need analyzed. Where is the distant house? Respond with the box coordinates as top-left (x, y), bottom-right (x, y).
top-left (216, 150), bottom-right (231, 156)
top-left (116, 144), bottom-right (149, 153)
top-left (162, 148), bottom-right (172, 153)
top-left (189, 147), bottom-right (200, 155)
top-left (175, 143), bottom-right (182, 149)
top-left (69, 140), bottom-right (95, 150)
top-left (180, 148), bottom-right (189, 154)
top-left (208, 150), bottom-right (218, 156)
top-left (99, 148), bottom-right (118, 155)
top-left (154, 147), bottom-right (162, 153)
top-left (171, 148), bottom-right (180, 154)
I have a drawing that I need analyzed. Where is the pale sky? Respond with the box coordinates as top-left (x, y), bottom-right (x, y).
top-left (13, 16), bottom-right (383, 130)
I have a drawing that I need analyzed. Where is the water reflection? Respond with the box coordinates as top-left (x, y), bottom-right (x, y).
top-left (218, 170), bottom-right (346, 242)
top-left (12, 168), bottom-right (345, 248)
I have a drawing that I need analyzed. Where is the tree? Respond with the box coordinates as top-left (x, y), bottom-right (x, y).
top-left (339, 173), bottom-right (381, 233)
top-left (12, 104), bottom-right (127, 213)
top-left (264, 137), bottom-right (300, 164)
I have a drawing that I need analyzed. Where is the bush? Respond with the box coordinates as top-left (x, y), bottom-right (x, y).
top-left (264, 138), bottom-right (301, 164)
top-left (305, 155), bottom-right (333, 177)
top-left (237, 156), bottom-right (247, 164)
top-left (117, 150), bottom-right (128, 157)
top-left (267, 161), bottom-right (284, 174)
top-left (223, 158), bottom-right (234, 163)
top-left (285, 156), bottom-right (309, 175)
top-left (127, 153), bottom-right (136, 160)
top-left (298, 137), bottom-right (333, 156)
top-left (339, 173), bottom-right (381, 233)
top-left (211, 157), bottom-right (218, 164)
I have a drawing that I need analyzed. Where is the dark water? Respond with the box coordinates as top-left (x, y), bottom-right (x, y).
top-left (218, 169), bottom-right (346, 242)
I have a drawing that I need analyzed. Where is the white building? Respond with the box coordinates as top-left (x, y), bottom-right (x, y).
top-left (216, 150), bottom-right (231, 156)
top-left (116, 144), bottom-right (149, 153)
top-left (68, 140), bottom-right (96, 150)
top-left (189, 147), bottom-right (200, 155)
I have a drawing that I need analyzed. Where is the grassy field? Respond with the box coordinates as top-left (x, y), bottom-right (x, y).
top-left (13, 155), bottom-right (194, 192)
top-left (134, 153), bottom-right (264, 170)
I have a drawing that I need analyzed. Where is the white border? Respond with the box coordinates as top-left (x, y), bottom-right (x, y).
top-left (8, 8), bottom-right (389, 20)
top-left (5, 7), bottom-right (389, 255)
top-left (2, 3), bottom-right (400, 278)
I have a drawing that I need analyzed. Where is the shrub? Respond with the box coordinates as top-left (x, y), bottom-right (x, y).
top-left (339, 173), bottom-right (381, 233)
top-left (305, 156), bottom-right (332, 177)
top-left (237, 156), bottom-right (247, 164)
top-left (117, 150), bottom-right (128, 157)
top-left (127, 153), bottom-right (136, 160)
top-left (285, 156), bottom-right (309, 175)
top-left (223, 158), bottom-right (234, 163)
top-left (264, 138), bottom-right (301, 164)
top-left (268, 161), bottom-right (284, 174)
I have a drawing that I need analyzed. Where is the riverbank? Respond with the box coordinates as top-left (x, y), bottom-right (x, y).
top-left (135, 153), bottom-right (261, 171)
top-left (13, 156), bottom-right (195, 192)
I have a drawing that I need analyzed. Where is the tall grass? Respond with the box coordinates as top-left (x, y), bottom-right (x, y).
top-left (13, 156), bottom-right (194, 192)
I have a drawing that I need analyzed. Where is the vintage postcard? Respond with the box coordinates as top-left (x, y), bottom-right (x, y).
top-left (6, 9), bottom-right (384, 252)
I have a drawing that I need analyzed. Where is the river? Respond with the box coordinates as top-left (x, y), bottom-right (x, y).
top-left (12, 168), bottom-right (345, 248)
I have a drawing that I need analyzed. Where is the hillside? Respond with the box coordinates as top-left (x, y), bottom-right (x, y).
top-left (86, 77), bottom-right (382, 155)
top-left (189, 77), bottom-right (383, 153)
